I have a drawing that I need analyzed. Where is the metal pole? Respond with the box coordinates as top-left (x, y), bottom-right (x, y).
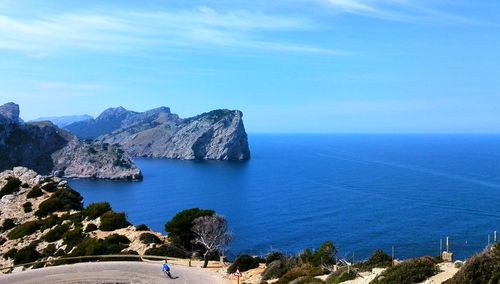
top-left (495, 231), bottom-right (497, 243)
top-left (446, 237), bottom-right (449, 253)
top-left (440, 239), bottom-right (442, 254)
top-left (391, 246), bottom-right (394, 266)
top-left (488, 234), bottom-right (491, 246)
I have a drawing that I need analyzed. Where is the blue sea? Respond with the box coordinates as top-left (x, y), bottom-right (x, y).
top-left (69, 134), bottom-right (500, 261)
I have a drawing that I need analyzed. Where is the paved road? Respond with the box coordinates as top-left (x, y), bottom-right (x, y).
top-left (0, 261), bottom-right (231, 284)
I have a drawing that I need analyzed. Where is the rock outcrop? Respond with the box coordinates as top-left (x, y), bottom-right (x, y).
top-left (0, 168), bottom-right (168, 271)
top-left (0, 103), bottom-right (141, 180)
top-left (65, 107), bottom-right (251, 160)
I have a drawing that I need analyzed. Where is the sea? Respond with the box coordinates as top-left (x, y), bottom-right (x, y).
top-left (69, 134), bottom-right (500, 261)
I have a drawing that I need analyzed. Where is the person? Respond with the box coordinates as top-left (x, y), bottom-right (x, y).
top-left (162, 259), bottom-right (173, 279)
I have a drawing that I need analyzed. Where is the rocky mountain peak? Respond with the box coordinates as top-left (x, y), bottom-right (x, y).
top-left (0, 102), bottom-right (21, 123)
top-left (97, 107), bottom-right (136, 121)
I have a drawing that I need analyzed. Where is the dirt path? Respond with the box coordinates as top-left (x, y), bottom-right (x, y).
top-left (0, 261), bottom-right (231, 284)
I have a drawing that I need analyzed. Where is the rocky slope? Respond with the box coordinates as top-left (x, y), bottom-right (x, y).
top-left (0, 103), bottom-right (141, 180)
top-left (65, 106), bottom-right (251, 160)
top-left (0, 168), bottom-right (170, 272)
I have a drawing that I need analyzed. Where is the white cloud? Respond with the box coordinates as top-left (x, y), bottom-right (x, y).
top-left (0, 7), bottom-right (343, 56)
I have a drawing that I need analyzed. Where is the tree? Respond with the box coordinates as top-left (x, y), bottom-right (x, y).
top-left (191, 214), bottom-right (232, 268)
top-left (164, 208), bottom-right (214, 249)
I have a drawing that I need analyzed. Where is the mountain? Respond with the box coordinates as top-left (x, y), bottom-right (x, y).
top-left (64, 107), bottom-right (137, 140)
top-left (0, 102), bottom-right (142, 180)
top-left (30, 114), bottom-right (93, 128)
top-left (65, 106), bottom-right (251, 160)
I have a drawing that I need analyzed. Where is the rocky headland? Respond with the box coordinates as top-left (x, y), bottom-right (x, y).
top-left (65, 106), bottom-right (250, 160)
top-left (0, 103), bottom-right (141, 180)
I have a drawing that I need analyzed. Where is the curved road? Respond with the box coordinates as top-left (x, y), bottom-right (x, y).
top-left (0, 261), bottom-right (231, 284)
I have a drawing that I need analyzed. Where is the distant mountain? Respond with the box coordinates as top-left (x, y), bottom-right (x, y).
top-left (0, 102), bottom-right (142, 180)
top-left (30, 114), bottom-right (93, 128)
top-left (64, 106), bottom-right (250, 160)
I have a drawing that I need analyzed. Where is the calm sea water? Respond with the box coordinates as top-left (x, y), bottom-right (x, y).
top-left (70, 134), bottom-right (500, 261)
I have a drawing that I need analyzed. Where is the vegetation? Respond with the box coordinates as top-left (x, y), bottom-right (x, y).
top-left (7, 220), bottom-right (41, 239)
top-left (325, 267), bottom-right (357, 284)
top-left (300, 240), bottom-right (337, 267)
top-left (22, 201), bottom-right (33, 213)
top-left (1, 218), bottom-right (16, 232)
top-left (0, 237), bottom-right (6, 246)
top-left (13, 244), bottom-right (40, 265)
top-left (0, 177), bottom-right (22, 198)
top-left (99, 211), bottom-right (131, 231)
top-left (139, 232), bottom-right (162, 244)
top-left (40, 180), bottom-right (58, 192)
top-left (83, 202), bottom-right (111, 220)
top-left (164, 208), bottom-right (214, 249)
top-left (192, 214), bottom-right (231, 268)
top-left (40, 215), bottom-right (59, 230)
top-left (144, 244), bottom-right (189, 259)
top-left (70, 234), bottom-right (130, 257)
top-left (276, 264), bottom-right (324, 284)
top-left (43, 224), bottom-right (70, 242)
top-left (266, 251), bottom-right (284, 265)
top-left (63, 227), bottom-right (85, 248)
top-left (42, 243), bottom-right (57, 258)
top-left (3, 248), bottom-right (17, 260)
top-left (35, 188), bottom-right (83, 217)
top-left (444, 244), bottom-right (500, 284)
top-left (355, 250), bottom-right (393, 271)
top-left (26, 186), bottom-right (43, 198)
top-left (85, 223), bottom-right (98, 232)
top-left (370, 256), bottom-right (438, 284)
top-left (136, 224), bottom-right (149, 231)
top-left (227, 254), bottom-right (261, 273)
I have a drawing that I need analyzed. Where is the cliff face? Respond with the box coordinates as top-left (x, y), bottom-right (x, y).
top-left (66, 107), bottom-right (251, 161)
top-left (0, 103), bottom-right (141, 180)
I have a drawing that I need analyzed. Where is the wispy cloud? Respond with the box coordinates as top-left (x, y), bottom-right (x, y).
top-left (318, 0), bottom-right (486, 24)
top-left (0, 7), bottom-right (344, 56)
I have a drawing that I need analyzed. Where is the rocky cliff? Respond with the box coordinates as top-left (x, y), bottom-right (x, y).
top-left (0, 168), bottom-right (169, 271)
top-left (0, 103), bottom-right (141, 180)
top-left (65, 107), bottom-right (251, 160)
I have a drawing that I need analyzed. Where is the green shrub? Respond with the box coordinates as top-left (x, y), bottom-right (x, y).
top-left (85, 223), bottom-right (98, 232)
top-left (139, 232), bottom-right (161, 244)
top-left (371, 256), bottom-right (438, 284)
top-left (42, 243), bottom-right (57, 257)
top-left (26, 186), bottom-right (43, 198)
top-left (59, 212), bottom-right (84, 227)
top-left (40, 180), bottom-right (58, 192)
top-left (144, 244), bottom-right (189, 259)
top-left (13, 245), bottom-right (41, 265)
top-left (70, 234), bottom-right (130, 257)
top-left (99, 211), bottom-right (131, 231)
top-left (355, 250), bottom-right (393, 271)
top-left (325, 267), bottom-right (357, 284)
top-left (300, 241), bottom-right (337, 267)
top-left (83, 202), bottom-right (111, 220)
top-left (40, 215), bottom-right (59, 230)
top-left (35, 188), bottom-right (83, 217)
top-left (136, 224), bottom-right (149, 231)
top-left (228, 254), bottom-right (261, 273)
top-left (23, 201), bottom-right (33, 213)
top-left (43, 224), bottom-right (70, 242)
top-left (0, 237), bottom-right (6, 246)
top-left (266, 251), bottom-right (284, 265)
top-left (1, 218), bottom-right (16, 231)
top-left (277, 264), bottom-right (324, 284)
top-left (164, 208), bottom-right (214, 249)
top-left (63, 227), bottom-right (84, 248)
top-left (4, 248), bottom-right (18, 260)
top-left (290, 276), bottom-right (324, 284)
top-left (7, 220), bottom-right (41, 239)
top-left (0, 177), bottom-right (22, 197)
top-left (444, 244), bottom-right (500, 284)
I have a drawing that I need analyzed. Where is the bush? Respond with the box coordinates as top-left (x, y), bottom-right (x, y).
top-left (42, 243), bottom-right (57, 257)
top-left (136, 224), bottom-right (149, 231)
top-left (266, 251), bottom-right (284, 265)
top-left (355, 250), bottom-right (393, 271)
top-left (40, 180), bottom-right (58, 192)
top-left (13, 245), bottom-right (41, 265)
top-left (4, 248), bottom-right (18, 260)
top-left (144, 244), bottom-right (189, 259)
top-left (40, 215), bottom-right (59, 230)
top-left (371, 256), bottom-right (438, 284)
top-left (43, 224), bottom-right (70, 242)
top-left (83, 202), bottom-right (111, 220)
top-left (26, 186), bottom-right (43, 198)
top-left (277, 264), bottom-right (324, 284)
top-left (228, 254), bottom-right (261, 273)
top-left (7, 220), bottom-right (41, 239)
top-left (290, 276), bottom-right (324, 284)
top-left (139, 232), bottom-right (162, 244)
top-left (35, 188), bottom-right (83, 217)
top-left (325, 267), bottom-right (357, 284)
top-left (85, 223), bottom-right (98, 232)
top-left (300, 241), bottom-right (337, 267)
top-left (262, 260), bottom-right (288, 280)
top-left (164, 208), bottom-right (214, 249)
top-left (99, 211), bottom-right (131, 231)
top-left (1, 218), bottom-right (16, 232)
top-left (23, 201), bottom-right (33, 213)
top-left (444, 244), bottom-right (500, 284)
top-left (0, 237), bottom-right (6, 246)
top-left (63, 227), bottom-right (84, 248)
top-left (70, 234), bottom-right (130, 257)
top-left (0, 177), bottom-right (22, 197)
top-left (59, 212), bottom-right (84, 227)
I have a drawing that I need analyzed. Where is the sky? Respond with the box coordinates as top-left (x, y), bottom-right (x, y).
top-left (0, 0), bottom-right (499, 133)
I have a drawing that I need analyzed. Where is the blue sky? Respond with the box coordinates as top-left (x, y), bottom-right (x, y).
top-left (1, 0), bottom-right (499, 133)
